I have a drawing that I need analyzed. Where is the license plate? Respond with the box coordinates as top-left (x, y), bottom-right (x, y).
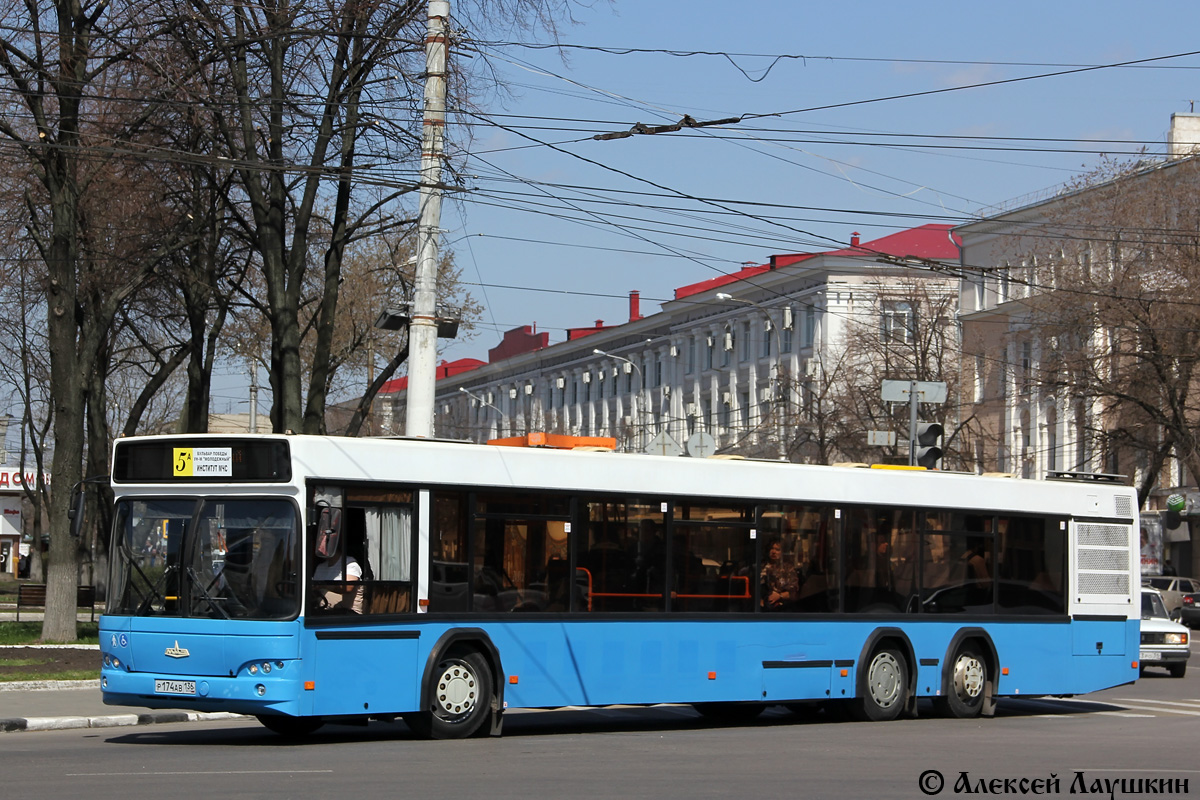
top-left (155, 679), bottom-right (196, 695)
top-left (1139, 650), bottom-right (1162, 661)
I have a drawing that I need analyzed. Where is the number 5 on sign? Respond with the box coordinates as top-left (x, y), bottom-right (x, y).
top-left (173, 448), bottom-right (193, 476)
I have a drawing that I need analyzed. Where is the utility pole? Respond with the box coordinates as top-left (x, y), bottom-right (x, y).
top-left (404, 0), bottom-right (450, 438)
top-left (249, 365), bottom-right (258, 434)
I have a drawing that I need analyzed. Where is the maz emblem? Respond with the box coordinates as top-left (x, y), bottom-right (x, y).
top-left (164, 641), bottom-right (190, 659)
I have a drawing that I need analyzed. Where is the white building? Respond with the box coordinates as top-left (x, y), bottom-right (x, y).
top-left (377, 224), bottom-right (961, 460)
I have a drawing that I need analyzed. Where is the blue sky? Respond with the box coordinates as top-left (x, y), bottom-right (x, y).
top-left (198, 1), bottom-right (1200, 412)
top-left (426, 0), bottom-right (1200, 363)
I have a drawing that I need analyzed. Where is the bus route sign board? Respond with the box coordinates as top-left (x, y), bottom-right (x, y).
top-left (173, 447), bottom-right (233, 477)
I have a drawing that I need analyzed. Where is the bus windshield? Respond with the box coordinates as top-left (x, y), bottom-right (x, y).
top-left (107, 497), bottom-right (299, 620)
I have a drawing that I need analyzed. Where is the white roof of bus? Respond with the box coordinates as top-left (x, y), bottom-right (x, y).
top-left (115, 434), bottom-right (1136, 520)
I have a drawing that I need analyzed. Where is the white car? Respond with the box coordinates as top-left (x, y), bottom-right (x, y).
top-left (1140, 587), bottom-right (1190, 678)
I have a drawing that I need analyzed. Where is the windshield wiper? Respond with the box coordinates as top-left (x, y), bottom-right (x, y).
top-left (186, 566), bottom-right (231, 620)
top-left (135, 563), bottom-right (176, 616)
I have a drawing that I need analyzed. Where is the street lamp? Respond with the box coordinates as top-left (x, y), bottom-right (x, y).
top-left (593, 348), bottom-right (644, 451)
top-left (715, 292), bottom-right (785, 458)
top-left (459, 386), bottom-right (507, 439)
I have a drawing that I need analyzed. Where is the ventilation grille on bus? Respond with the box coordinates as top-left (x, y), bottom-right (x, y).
top-left (1113, 495), bottom-right (1134, 519)
top-left (1075, 522), bottom-right (1131, 602)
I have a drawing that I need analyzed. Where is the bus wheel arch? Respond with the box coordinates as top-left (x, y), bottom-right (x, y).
top-left (935, 628), bottom-right (998, 719)
top-left (407, 628), bottom-right (505, 739)
top-left (852, 628), bottom-right (916, 722)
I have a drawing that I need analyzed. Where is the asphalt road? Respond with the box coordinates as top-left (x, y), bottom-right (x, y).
top-left (5, 667), bottom-right (1199, 800)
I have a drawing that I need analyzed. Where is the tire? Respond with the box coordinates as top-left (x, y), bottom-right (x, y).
top-left (933, 644), bottom-right (988, 719)
top-left (406, 650), bottom-right (493, 739)
top-left (256, 714), bottom-right (324, 738)
top-left (691, 702), bottom-right (766, 723)
top-left (852, 646), bottom-right (909, 722)
top-left (1168, 662), bottom-right (1187, 678)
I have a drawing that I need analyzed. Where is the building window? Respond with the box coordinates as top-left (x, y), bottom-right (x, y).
top-left (1020, 341), bottom-right (1032, 395)
top-left (761, 320), bottom-right (772, 358)
top-left (881, 300), bottom-right (914, 344)
top-left (686, 336), bottom-right (696, 374)
top-left (741, 321), bottom-right (752, 362)
top-left (782, 309), bottom-right (794, 354)
top-left (705, 335), bottom-right (714, 370)
top-left (804, 306), bottom-right (816, 348)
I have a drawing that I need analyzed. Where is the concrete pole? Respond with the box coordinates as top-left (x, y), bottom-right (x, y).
top-left (404, 0), bottom-right (450, 438)
top-left (249, 366), bottom-right (258, 434)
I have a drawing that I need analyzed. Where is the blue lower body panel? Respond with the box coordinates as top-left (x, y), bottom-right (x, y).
top-left (99, 616), bottom-right (1140, 718)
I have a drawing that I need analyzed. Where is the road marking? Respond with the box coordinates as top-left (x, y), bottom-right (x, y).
top-left (1110, 697), bottom-right (1200, 708)
top-left (67, 770), bottom-right (334, 777)
top-left (1055, 697), bottom-right (1200, 716)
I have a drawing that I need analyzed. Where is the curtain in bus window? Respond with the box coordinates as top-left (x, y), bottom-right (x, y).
top-left (365, 507), bottom-right (410, 581)
top-left (362, 507), bottom-right (411, 614)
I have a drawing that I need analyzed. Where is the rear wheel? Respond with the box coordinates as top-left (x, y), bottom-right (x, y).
top-left (256, 714), bottom-right (324, 738)
top-left (933, 644), bottom-right (987, 719)
top-left (852, 646), bottom-right (909, 722)
top-left (405, 650), bottom-right (493, 739)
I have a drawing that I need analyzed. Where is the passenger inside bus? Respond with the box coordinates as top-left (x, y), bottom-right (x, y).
top-left (761, 537), bottom-right (799, 611)
top-left (312, 530), bottom-right (364, 614)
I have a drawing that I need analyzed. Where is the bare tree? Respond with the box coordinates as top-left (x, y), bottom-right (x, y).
top-left (821, 275), bottom-right (966, 468)
top-left (996, 155), bottom-right (1200, 575)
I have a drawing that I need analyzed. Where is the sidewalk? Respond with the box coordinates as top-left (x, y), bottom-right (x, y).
top-left (0, 646), bottom-right (245, 733)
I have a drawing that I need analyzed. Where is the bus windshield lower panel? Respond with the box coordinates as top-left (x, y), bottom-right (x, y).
top-left (108, 497), bottom-right (299, 620)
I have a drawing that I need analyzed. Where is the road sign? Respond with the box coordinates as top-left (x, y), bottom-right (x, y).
top-left (867, 430), bottom-right (897, 447)
top-left (881, 379), bottom-right (948, 404)
top-left (645, 431), bottom-right (683, 457)
top-left (686, 431), bottom-right (717, 458)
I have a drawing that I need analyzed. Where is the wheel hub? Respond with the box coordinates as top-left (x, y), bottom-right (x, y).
top-left (953, 655), bottom-right (985, 699)
top-left (435, 663), bottom-right (478, 718)
top-left (868, 652), bottom-right (903, 708)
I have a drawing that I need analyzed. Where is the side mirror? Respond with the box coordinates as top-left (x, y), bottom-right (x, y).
top-left (314, 506), bottom-right (343, 559)
top-left (67, 483), bottom-right (87, 538)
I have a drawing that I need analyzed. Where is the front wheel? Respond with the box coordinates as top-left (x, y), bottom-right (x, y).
top-left (852, 647), bottom-right (909, 722)
top-left (405, 650), bottom-right (493, 739)
top-left (1169, 662), bottom-right (1187, 678)
top-left (933, 644), bottom-right (988, 719)
top-left (256, 714), bottom-right (324, 738)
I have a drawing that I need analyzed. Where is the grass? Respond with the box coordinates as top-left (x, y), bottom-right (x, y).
top-left (1, 670), bottom-right (97, 682)
top-left (0, 621), bottom-right (101, 682)
top-left (0, 621), bottom-right (100, 646)
top-left (0, 654), bottom-right (98, 683)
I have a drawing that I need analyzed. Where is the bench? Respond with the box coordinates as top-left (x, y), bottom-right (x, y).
top-left (15, 584), bottom-right (96, 622)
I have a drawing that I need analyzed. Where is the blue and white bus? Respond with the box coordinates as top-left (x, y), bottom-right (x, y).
top-left (98, 434), bottom-right (1140, 738)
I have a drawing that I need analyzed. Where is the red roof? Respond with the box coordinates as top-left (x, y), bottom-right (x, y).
top-left (674, 224), bottom-right (960, 299)
top-left (378, 358), bottom-right (485, 395)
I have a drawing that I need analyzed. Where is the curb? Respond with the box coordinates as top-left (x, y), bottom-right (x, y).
top-left (0, 710), bottom-right (247, 733)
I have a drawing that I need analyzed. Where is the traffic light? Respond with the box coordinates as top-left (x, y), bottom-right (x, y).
top-left (913, 421), bottom-right (943, 469)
